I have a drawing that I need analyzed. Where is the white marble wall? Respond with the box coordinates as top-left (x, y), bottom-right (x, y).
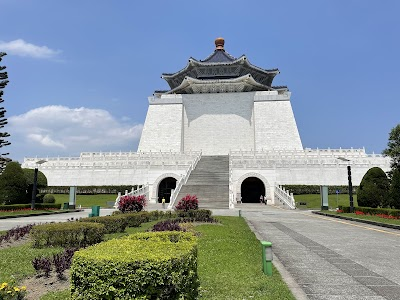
top-left (182, 93), bottom-right (255, 154)
top-left (137, 95), bottom-right (183, 152)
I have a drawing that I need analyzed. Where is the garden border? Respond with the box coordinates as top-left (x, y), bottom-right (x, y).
top-left (312, 211), bottom-right (400, 230)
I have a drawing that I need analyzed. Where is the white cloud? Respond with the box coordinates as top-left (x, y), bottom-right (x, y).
top-left (0, 39), bottom-right (61, 59)
top-left (8, 105), bottom-right (143, 160)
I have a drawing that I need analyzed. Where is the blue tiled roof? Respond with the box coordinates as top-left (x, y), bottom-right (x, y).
top-left (201, 50), bottom-right (236, 63)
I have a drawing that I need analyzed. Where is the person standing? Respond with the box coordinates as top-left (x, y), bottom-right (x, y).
top-left (161, 197), bottom-right (166, 209)
top-left (260, 195), bottom-right (264, 204)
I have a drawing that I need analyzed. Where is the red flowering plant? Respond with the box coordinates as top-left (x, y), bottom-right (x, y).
top-left (118, 195), bottom-right (146, 213)
top-left (175, 194), bottom-right (199, 212)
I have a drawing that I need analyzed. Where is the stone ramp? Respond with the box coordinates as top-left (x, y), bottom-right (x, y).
top-left (176, 155), bottom-right (229, 209)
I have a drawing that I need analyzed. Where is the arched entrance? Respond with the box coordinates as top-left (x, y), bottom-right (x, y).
top-left (157, 177), bottom-right (177, 203)
top-left (241, 177), bottom-right (266, 203)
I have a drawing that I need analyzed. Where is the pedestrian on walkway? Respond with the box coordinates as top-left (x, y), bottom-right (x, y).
top-left (260, 195), bottom-right (264, 204)
top-left (161, 197), bottom-right (166, 209)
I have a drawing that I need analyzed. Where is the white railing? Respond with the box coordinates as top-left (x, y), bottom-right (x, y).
top-left (167, 152), bottom-right (202, 209)
top-left (229, 155), bottom-right (235, 208)
top-left (22, 151), bottom-right (201, 170)
top-left (114, 184), bottom-right (149, 208)
top-left (274, 184), bottom-right (296, 209)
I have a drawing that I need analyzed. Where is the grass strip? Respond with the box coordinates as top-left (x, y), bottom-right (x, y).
top-left (53, 194), bottom-right (116, 208)
top-left (294, 194), bottom-right (358, 209)
top-left (0, 210), bottom-right (64, 218)
top-left (196, 216), bottom-right (295, 299)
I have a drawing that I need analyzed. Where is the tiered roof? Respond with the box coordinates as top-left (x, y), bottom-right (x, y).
top-left (156, 38), bottom-right (286, 95)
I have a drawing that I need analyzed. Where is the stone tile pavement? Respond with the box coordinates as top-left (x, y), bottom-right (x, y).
top-left (243, 206), bottom-right (400, 300)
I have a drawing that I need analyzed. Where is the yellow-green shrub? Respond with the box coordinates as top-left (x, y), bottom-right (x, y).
top-left (79, 215), bottom-right (127, 233)
top-left (71, 231), bottom-right (199, 299)
top-left (30, 222), bottom-right (105, 248)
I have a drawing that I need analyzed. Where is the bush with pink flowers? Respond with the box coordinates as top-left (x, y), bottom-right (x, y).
top-left (118, 195), bottom-right (146, 213)
top-left (175, 194), bottom-right (199, 211)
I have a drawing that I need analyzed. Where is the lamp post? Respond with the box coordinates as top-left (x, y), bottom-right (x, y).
top-left (337, 157), bottom-right (354, 213)
top-left (31, 159), bottom-right (47, 210)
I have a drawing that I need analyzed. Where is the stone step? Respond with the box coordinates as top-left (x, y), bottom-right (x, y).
top-left (175, 155), bottom-right (230, 209)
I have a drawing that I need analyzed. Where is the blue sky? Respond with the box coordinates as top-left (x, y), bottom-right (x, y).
top-left (1, 0), bottom-right (399, 162)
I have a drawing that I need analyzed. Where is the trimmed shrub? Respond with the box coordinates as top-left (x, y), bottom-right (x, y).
top-left (35, 203), bottom-right (61, 209)
top-left (175, 194), bottom-right (198, 211)
top-left (43, 194), bottom-right (55, 203)
top-left (118, 194), bottom-right (146, 213)
top-left (390, 169), bottom-right (400, 209)
top-left (30, 222), bottom-right (105, 248)
top-left (0, 204), bottom-right (30, 211)
top-left (119, 212), bottom-right (149, 227)
top-left (0, 162), bottom-right (27, 205)
top-left (79, 215), bottom-right (127, 234)
top-left (71, 231), bottom-right (198, 300)
top-left (177, 209), bottom-right (213, 221)
top-left (358, 167), bottom-right (390, 208)
top-left (152, 219), bottom-right (183, 232)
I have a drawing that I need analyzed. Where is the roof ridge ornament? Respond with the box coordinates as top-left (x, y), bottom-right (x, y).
top-left (215, 37), bottom-right (225, 51)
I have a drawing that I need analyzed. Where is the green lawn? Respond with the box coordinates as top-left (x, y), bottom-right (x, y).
top-left (294, 193), bottom-right (358, 209)
top-left (321, 211), bottom-right (400, 226)
top-left (52, 194), bottom-right (117, 208)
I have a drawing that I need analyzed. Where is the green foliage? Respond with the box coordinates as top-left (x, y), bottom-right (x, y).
top-left (176, 209), bottom-right (214, 222)
top-left (30, 222), bottom-right (105, 248)
top-left (383, 124), bottom-right (400, 175)
top-left (117, 211), bottom-right (150, 227)
top-left (0, 52), bottom-right (11, 173)
top-left (22, 168), bottom-right (47, 187)
top-left (0, 162), bottom-right (27, 205)
top-left (40, 185), bottom-right (138, 194)
top-left (358, 167), bottom-right (390, 208)
top-left (339, 206), bottom-right (400, 218)
top-left (35, 203), bottom-right (61, 209)
top-left (79, 215), bottom-right (127, 234)
top-left (42, 194), bottom-right (55, 203)
top-left (390, 169), bottom-right (400, 209)
top-left (71, 231), bottom-right (199, 300)
top-left (283, 185), bottom-right (356, 195)
top-left (0, 204), bottom-right (30, 211)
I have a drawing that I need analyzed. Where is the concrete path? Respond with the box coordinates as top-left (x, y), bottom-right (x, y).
top-left (243, 205), bottom-right (400, 300)
top-left (0, 209), bottom-right (115, 231)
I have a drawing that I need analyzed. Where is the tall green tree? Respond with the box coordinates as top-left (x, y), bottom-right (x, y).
top-left (358, 167), bottom-right (390, 208)
top-left (23, 168), bottom-right (48, 203)
top-left (0, 52), bottom-right (11, 173)
top-left (0, 162), bottom-right (27, 205)
top-left (389, 169), bottom-right (400, 209)
top-left (383, 124), bottom-right (400, 177)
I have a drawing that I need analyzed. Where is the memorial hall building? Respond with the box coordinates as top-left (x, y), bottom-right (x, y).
top-left (23, 38), bottom-right (390, 209)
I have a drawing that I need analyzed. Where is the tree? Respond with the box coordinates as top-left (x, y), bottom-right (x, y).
top-left (383, 124), bottom-right (400, 177)
top-left (0, 162), bottom-right (27, 205)
top-left (0, 52), bottom-right (11, 173)
top-left (358, 167), bottom-right (390, 208)
top-left (389, 169), bottom-right (400, 209)
top-left (23, 168), bottom-right (48, 203)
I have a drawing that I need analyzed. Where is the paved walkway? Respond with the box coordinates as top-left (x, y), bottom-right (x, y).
top-left (243, 205), bottom-right (400, 300)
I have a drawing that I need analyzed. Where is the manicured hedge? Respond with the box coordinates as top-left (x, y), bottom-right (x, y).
top-left (176, 209), bottom-right (213, 222)
top-left (79, 215), bottom-right (127, 234)
top-left (35, 203), bottom-right (61, 209)
top-left (0, 203), bottom-right (61, 211)
top-left (0, 204), bottom-right (30, 211)
top-left (30, 222), bottom-right (105, 248)
top-left (71, 231), bottom-right (199, 299)
top-left (283, 185), bottom-right (357, 195)
top-left (40, 185), bottom-right (139, 195)
top-left (340, 206), bottom-right (400, 217)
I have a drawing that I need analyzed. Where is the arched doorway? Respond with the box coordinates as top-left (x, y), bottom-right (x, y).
top-left (241, 177), bottom-right (266, 203)
top-left (157, 177), bottom-right (177, 203)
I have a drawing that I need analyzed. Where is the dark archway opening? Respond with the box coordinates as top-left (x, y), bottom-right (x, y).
top-left (157, 177), bottom-right (177, 203)
top-left (241, 177), bottom-right (266, 203)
